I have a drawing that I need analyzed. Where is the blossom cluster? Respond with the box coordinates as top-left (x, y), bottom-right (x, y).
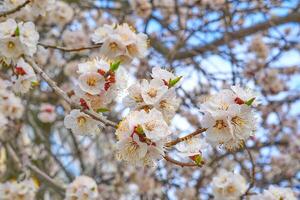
top-left (65, 176), bottom-right (99, 200)
top-left (0, 78), bottom-right (24, 137)
top-left (210, 169), bottom-right (297, 200)
top-left (250, 185), bottom-right (297, 200)
top-left (211, 169), bottom-right (247, 200)
top-left (91, 23), bottom-right (148, 64)
top-left (0, 19), bottom-right (39, 64)
top-left (124, 67), bottom-right (181, 122)
top-left (0, 179), bottom-right (38, 199)
top-left (64, 58), bottom-right (127, 136)
top-left (200, 86), bottom-right (258, 150)
top-left (116, 67), bottom-right (182, 166)
top-left (64, 23), bottom-right (148, 136)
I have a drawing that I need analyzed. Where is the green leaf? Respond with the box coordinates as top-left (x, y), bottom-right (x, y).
top-left (14, 26), bottom-right (20, 37)
top-left (110, 61), bottom-right (121, 72)
top-left (31, 81), bottom-right (39, 87)
top-left (245, 97), bottom-right (255, 106)
top-left (168, 76), bottom-right (182, 88)
top-left (193, 154), bottom-right (203, 166)
top-left (135, 125), bottom-right (144, 135)
top-left (96, 108), bottom-right (110, 113)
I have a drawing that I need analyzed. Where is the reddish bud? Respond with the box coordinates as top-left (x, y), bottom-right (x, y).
top-left (234, 97), bottom-right (244, 105)
top-left (79, 98), bottom-right (89, 110)
top-left (97, 69), bottom-right (106, 76)
top-left (15, 66), bottom-right (26, 75)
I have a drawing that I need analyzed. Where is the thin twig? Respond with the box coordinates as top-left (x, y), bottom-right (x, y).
top-left (27, 163), bottom-right (66, 193)
top-left (38, 43), bottom-right (102, 52)
top-left (4, 143), bottom-right (65, 194)
top-left (165, 128), bottom-right (207, 147)
top-left (164, 155), bottom-right (201, 167)
top-left (0, 0), bottom-right (31, 17)
top-left (241, 146), bottom-right (256, 199)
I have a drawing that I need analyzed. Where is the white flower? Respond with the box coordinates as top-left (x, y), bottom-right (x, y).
top-left (250, 185), bottom-right (297, 200)
top-left (116, 23), bottom-right (148, 59)
top-left (0, 179), bottom-right (38, 200)
top-left (0, 93), bottom-right (24, 119)
top-left (18, 21), bottom-right (40, 56)
top-left (75, 58), bottom-right (128, 109)
top-left (77, 58), bottom-right (110, 74)
top-left (200, 88), bottom-right (257, 150)
top-left (155, 89), bottom-right (180, 122)
top-left (0, 38), bottom-right (23, 63)
top-left (29, 0), bottom-right (56, 17)
top-left (91, 24), bottom-right (115, 44)
top-left (141, 109), bottom-right (172, 140)
top-left (175, 136), bottom-right (209, 157)
top-left (123, 82), bottom-right (145, 109)
top-left (211, 169), bottom-right (247, 200)
top-left (0, 19), bottom-right (18, 38)
top-left (47, 1), bottom-right (74, 27)
top-left (0, 19), bottom-right (39, 64)
top-left (202, 104), bottom-right (256, 150)
top-left (115, 109), bottom-right (170, 166)
top-left (64, 109), bottom-right (102, 136)
top-left (151, 67), bottom-right (176, 82)
top-left (11, 58), bottom-right (37, 94)
top-left (65, 176), bottom-right (99, 200)
top-left (78, 72), bottom-right (105, 95)
top-left (91, 23), bottom-right (148, 64)
top-left (200, 89), bottom-right (235, 114)
top-left (124, 68), bottom-right (181, 122)
top-left (141, 79), bottom-right (168, 105)
top-left (129, 0), bottom-right (152, 18)
top-left (116, 135), bottom-right (149, 165)
top-left (37, 103), bottom-right (56, 123)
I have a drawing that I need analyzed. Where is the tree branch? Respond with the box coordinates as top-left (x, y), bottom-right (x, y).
top-left (152, 12), bottom-right (300, 60)
top-left (165, 128), bottom-right (207, 147)
top-left (164, 155), bottom-right (201, 167)
top-left (0, 0), bottom-right (30, 17)
top-left (38, 43), bottom-right (102, 52)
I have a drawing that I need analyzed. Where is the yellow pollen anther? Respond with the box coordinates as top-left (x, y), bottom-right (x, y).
top-left (145, 122), bottom-right (155, 131)
top-left (7, 41), bottom-right (15, 49)
top-left (134, 95), bottom-right (143, 103)
top-left (147, 88), bottom-right (157, 98)
top-left (127, 44), bottom-right (138, 55)
top-left (213, 120), bottom-right (227, 130)
top-left (86, 77), bottom-right (97, 86)
top-left (231, 116), bottom-right (244, 126)
top-left (160, 100), bottom-right (167, 109)
top-left (226, 185), bottom-right (236, 193)
top-left (77, 116), bottom-right (86, 127)
top-left (109, 42), bottom-right (118, 51)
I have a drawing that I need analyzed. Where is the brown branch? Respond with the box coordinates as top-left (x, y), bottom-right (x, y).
top-left (27, 164), bottom-right (66, 193)
top-left (151, 12), bottom-right (300, 60)
top-left (165, 127), bottom-right (207, 147)
top-left (0, 0), bottom-right (30, 17)
top-left (3, 143), bottom-right (65, 194)
top-left (241, 146), bottom-right (256, 199)
top-left (38, 43), bottom-right (102, 52)
top-left (163, 155), bottom-right (201, 167)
